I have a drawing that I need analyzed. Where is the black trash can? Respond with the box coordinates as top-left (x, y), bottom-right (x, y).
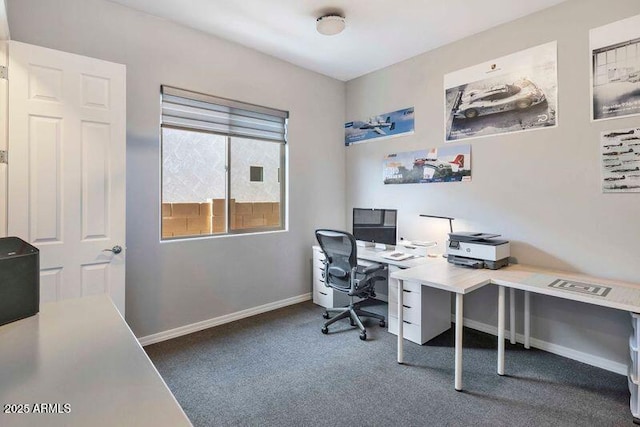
top-left (0, 237), bottom-right (39, 326)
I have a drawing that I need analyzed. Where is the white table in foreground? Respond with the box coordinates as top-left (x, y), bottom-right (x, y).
top-left (391, 259), bottom-right (492, 391)
top-left (0, 295), bottom-right (191, 427)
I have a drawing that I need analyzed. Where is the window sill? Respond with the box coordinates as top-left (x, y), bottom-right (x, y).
top-left (160, 227), bottom-right (288, 243)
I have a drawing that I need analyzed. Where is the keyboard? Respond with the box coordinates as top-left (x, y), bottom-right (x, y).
top-left (381, 251), bottom-right (413, 261)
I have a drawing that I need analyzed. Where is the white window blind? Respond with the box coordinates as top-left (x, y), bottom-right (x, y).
top-left (161, 86), bottom-right (288, 143)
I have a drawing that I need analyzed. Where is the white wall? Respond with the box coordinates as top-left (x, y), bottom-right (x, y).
top-left (6, 0), bottom-right (346, 337)
top-left (346, 0), bottom-right (640, 370)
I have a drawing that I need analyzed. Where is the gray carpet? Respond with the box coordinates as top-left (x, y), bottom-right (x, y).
top-left (145, 301), bottom-right (632, 426)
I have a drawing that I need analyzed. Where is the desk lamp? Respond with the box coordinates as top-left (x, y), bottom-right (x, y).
top-left (419, 214), bottom-right (455, 257)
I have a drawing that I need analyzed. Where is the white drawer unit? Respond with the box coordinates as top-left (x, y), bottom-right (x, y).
top-left (312, 246), bottom-right (385, 309)
top-left (388, 281), bottom-right (422, 325)
top-left (630, 377), bottom-right (639, 421)
top-left (388, 315), bottom-right (424, 345)
top-left (387, 265), bottom-right (451, 345)
top-left (312, 246), bottom-right (351, 308)
top-left (631, 313), bottom-right (640, 422)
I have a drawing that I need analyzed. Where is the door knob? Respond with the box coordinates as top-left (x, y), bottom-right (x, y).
top-left (103, 245), bottom-right (123, 255)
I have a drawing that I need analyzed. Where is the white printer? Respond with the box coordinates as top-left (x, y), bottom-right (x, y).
top-left (446, 232), bottom-right (510, 270)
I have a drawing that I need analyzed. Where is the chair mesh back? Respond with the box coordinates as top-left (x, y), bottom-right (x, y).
top-left (315, 230), bottom-right (357, 290)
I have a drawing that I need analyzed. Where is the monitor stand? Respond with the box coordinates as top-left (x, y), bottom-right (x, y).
top-left (374, 243), bottom-right (392, 252)
top-left (356, 240), bottom-right (375, 248)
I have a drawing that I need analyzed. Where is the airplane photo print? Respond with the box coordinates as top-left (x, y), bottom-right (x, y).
top-left (383, 144), bottom-right (471, 184)
top-left (444, 41), bottom-right (558, 142)
top-left (345, 106), bottom-right (415, 146)
top-left (601, 127), bottom-right (640, 193)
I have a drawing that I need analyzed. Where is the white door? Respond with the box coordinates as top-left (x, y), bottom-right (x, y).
top-left (7, 41), bottom-right (127, 314)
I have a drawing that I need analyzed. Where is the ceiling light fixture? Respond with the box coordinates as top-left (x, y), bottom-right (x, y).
top-left (316, 14), bottom-right (346, 36)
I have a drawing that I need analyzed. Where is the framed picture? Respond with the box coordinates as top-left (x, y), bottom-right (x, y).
top-left (590, 14), bottom-right (640, 121)
top-left (345, 107), bottom-right (414, 146)
top-left (383, 145), bottom-right (471, 184)
top-left (601, 127), bottom-right (640, 192)
top-left (444, 41), bottom-right (557, 142)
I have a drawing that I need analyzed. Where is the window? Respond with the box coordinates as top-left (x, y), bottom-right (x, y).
top-left (250, 166), bottom-right (264, 182)
top-left (160, 86), bottom-right (288, 240)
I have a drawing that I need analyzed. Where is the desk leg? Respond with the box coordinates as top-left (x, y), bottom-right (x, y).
top-left (509, 288), bottom-right (516, 345)
top-left (498, 286), bottom-right (505, 376)
top-left (397, 279), bottom-right (404, 364)
top-left (524, 291), bottom-right (531, 349)
top-left (455, 293), bottom-right (463, 391)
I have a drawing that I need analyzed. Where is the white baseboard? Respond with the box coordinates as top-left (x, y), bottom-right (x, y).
top-left (138, 293), bottom-right (312, 347)
top-left (138, 294), bottom-right (627, 375)
top-left (455, 315), bottom-right (627, 376)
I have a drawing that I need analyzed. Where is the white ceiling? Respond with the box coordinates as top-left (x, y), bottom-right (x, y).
top-left (109, 0), bottom-right (568, 81)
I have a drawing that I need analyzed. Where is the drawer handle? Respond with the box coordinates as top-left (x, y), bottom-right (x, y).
top-left (403, 320), bottom-right (412, 325)
top-left (319, 291), bottom-right (327, 296)
top-left (403, 305), bottom-right (411, 309)
top-left (403, 289), bottom-right (412, 293)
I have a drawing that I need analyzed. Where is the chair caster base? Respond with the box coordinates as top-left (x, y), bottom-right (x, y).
top-left (379, 320), bottom-right (386, 327)
top-left (321, 326), bottom-right (328, 334)
top-left (359, 331), bottom-right (367, 341)
top-left (322, 312), bottom-right (330, 319)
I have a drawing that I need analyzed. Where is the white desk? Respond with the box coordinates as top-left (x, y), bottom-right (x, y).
top-left (391, 261), bottom-right (640, 421)
top-left (491, 265), bottom-right (640, 375)
top-left (313, 246), bottom-right (452, 344)
top-left (358, 248), bottom-right (453, 344)
top-left (392, 259), bottom-right (492, 390)
top-left (0, 295), bottom-right (191, 427)
top-left (353, 246), bottom-right (435, 270)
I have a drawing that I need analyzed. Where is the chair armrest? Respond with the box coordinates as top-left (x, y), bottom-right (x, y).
top-left (360, 263), bottom-right (385, 275)
top-left (350, 264), bottom-right (386, 295)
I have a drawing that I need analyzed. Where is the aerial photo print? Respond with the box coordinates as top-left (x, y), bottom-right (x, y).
top-left (345, 107), bottom-right (414, 146)
top-left (445, 41), bottom-right (557, 142)
top-left (590, 14), bottom-right (640, 121)
top-left (383, 144), bottom-right (471, 184)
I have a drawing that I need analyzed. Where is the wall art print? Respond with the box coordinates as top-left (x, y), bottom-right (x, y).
top-left (590, 14), bottom-right (640, 121)
top-left (601, 127), bottom-right (640, 193)
top-left (383, 145), bottom-right (471, 184)
top-left (445, 41), bottom-right (557, 142)
top-left (345, 107), bottom-right (414, 146)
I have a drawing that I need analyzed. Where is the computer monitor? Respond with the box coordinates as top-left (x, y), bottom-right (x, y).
top-left (352, 208), bottom-right (397, 247)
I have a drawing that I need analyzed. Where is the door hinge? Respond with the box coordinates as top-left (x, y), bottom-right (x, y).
top-left (0, 66), bottom-right (7, 80)
top-left (0, 150), bottom-right (7, 164)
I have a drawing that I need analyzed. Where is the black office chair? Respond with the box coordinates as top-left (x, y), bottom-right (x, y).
top-left (315, 229), bottom-right (387, 340)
